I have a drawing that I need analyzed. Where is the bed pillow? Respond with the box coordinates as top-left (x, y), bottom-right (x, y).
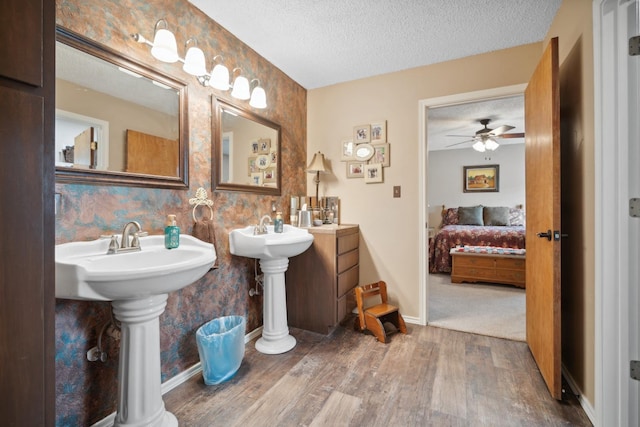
top-left (457, 205), bottom-right (484, 225)
top-left (441, 208), bottom-right (458, 225)
top-left (509, 207), bottom-right (525, 226)
top-left (483, 206), bottom-right (510, 226)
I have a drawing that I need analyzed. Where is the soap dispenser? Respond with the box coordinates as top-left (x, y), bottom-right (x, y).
top-left (164, 214), bottom-right (180, 249)
top-left (274, 212), bottom-right (284, 233)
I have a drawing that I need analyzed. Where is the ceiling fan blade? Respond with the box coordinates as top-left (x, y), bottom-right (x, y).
top-left (498, 132), bottom-right (525, 139)
top-left (490, 125), bottom-right (515, 136)
top-left (445, 139), bottom-right (475, 147)
top-left (445, 134), bottom-right (475, 138)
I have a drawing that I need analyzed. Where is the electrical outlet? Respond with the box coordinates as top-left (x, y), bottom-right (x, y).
top-left (393, 186), bottom-right (401, 198)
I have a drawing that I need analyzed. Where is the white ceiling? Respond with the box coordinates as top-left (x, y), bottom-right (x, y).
top-left (188, 0), bottom-right (558, 152)
top-left (189, 0), bottom-right (562, 90)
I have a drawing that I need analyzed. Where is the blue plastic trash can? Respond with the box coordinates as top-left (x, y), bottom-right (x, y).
top-left (196, 315), bottom-right (246, 385)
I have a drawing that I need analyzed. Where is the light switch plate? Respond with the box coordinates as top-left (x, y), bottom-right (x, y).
top-left (393, 186), bottom-right (401, 198)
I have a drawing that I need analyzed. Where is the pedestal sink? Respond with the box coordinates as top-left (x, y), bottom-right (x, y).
top-left (56, 234), bottom-right (216, 427)
top-left (229, 224), bottom-right (313, 354)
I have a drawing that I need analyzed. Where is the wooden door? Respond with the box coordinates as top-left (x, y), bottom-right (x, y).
top-left (524, 37), bottom-right (562, 399)
top-left (0, 0), bottom-right (55, 424)
top-left (126, 129), bottom-right (179, 176)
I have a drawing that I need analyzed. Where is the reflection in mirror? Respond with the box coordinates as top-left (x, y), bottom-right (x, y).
top-left (213, 98), bottom-right (281, 195)
top-left (55, 27), bottom-right (189, 189)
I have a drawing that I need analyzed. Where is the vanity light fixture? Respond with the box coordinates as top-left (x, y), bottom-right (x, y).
top-left (131, 19), bottom-right (267, 108)
top-left (306, 151), bottom-right (329, 208)
top-left (249, 79), bottom-right (267, 109)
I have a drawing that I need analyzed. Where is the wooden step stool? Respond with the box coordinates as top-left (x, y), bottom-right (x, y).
top-left (354, 281), bottom-right (407, 343)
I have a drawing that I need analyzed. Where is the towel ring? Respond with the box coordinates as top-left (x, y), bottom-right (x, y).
top-left (188, 187), bottom-right (214, 222)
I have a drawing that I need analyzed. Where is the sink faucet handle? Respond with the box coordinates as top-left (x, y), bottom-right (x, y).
top-left (107, 235), bottom-right (119, 254)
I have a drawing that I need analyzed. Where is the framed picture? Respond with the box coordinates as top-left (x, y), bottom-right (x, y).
top-left (250, 172), bottom-right (263, 186)
top-left (263, 167), bottom-right (276, 183)
top-left (463, 164), bottom-right (499, 193)
top-left (248, 157), bottom-right (258, 176)
top-left (370, 143), bottom-right (390, 167)
top-left (256, 154), bottom-right (271, 170)
top-left (270, 150), bottom-right (277, 165)
top-left (364, 163), bottom-right (383, 183)
top-left (258, 138), bottom-right (271, 154)
top-left (250, 141), bottom-right (260, 154)
top-left (370, 121), bottom-right (387, 143)
top-left (346, 161), bottom-right (365, 178)
top-left (341, 138), bottom-right (354, 161)
top-left (353, 124), bottom-right (371, 143)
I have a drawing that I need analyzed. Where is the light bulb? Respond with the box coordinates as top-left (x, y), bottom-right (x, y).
top-left (209, 64), bottom-right (230, 90)
top-left (183, 46), bottom-right (207, 76)
top-left (151, 28), bottom-right (178, 63)
top-left (472, 140), bottom-right (486, 152)
top-left (249, 86), bottom-right (267, 109)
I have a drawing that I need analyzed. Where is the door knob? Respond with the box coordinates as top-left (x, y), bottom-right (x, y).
top-left (537, 230), bottom-right (552, 241)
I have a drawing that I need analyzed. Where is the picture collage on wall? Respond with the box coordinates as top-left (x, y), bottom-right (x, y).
top-left (247, 138), bottom-right (277, 186)
top-left (341, 120), bottom-right (390, 183)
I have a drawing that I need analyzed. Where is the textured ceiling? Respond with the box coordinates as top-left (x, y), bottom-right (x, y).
top-left (189, 0), bottom-right (562, 90)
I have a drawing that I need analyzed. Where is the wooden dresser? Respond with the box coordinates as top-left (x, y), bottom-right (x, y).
top-left (286, 224), bottom-right (359, 334)
top-left (450, 249), bottom-right (526, 288)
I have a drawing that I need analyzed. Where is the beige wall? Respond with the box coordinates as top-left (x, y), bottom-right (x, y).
top-left (308, 0), bottom-right (595, 410)
top-left (544, 0), bottom-right (595, 408)
top-left (307, 42), bottom-right (541, 317)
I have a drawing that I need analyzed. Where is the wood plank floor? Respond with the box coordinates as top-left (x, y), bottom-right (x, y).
top-left (164, 321), bottom-right (592, 426)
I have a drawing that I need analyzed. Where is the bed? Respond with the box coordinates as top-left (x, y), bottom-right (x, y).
top-left (429, 205), bottom-right (526, 274)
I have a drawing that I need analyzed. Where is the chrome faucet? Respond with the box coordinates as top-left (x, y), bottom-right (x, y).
top-left (254, 215), bottom-right (272, 235)
top-left (107, 221), bottom-right (146, 254)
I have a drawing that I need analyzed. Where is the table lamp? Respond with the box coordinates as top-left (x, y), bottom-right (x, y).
top-left (306, 151), bottom-right (328, 209)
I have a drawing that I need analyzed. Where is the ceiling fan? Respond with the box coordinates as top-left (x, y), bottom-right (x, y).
top-left (446, 118), bottom-right (525, 152)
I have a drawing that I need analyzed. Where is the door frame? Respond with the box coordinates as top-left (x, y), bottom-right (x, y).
top-left (593, 0), bottom-right (638, 425)
top-left (418, 83), bottom-right (527, 324)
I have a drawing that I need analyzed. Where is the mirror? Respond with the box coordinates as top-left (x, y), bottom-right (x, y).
top-left (213, 98), bottom-right (281, 195)
top-left (55, 26), bottom-right (189, 189)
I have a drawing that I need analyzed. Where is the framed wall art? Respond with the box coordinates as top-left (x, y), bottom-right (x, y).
top-left (353, 124), bottom-right (371, 143)
top-left (463, 164), bottom-right (499, 193)
top-left (364, 163), bottom-right (383, 183)
top-left (346, 161), bottom-right (365, 178)
top-left (370, 143), bottom-right (390, 167)
top-left (370, 120), bottom-right (387, 143)
top-left (341, 138), bottom-right (354, 161)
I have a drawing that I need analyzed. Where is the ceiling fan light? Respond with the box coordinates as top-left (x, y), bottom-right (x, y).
top-left (485, 138), bottom-right (499, 151)
top-left (472, 140), bottom-right (486, 152)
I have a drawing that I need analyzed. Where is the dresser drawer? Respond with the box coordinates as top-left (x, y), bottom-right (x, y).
top-left (453, 255), bottom-right (495, 268)
top-left (337, 249), bottom-right (359, 274)
top-left (337, 265), bottom-right (359, 297)
top-left (337, 232), bottom-right (359, 255)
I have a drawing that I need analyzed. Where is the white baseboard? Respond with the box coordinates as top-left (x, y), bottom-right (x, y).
top-left (562, 364), bottom-right (596, 425)
top-left (91, 326), bottom-right (263, 427)
top-left (403, 315), bottom-right (423, 325)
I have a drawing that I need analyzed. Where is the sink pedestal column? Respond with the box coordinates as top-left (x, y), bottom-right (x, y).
top-left (111, 294), bottom-right (177, 427)
top-left (255, 258), bottom-right (296, 354)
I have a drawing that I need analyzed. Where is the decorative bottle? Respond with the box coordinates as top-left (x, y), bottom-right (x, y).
top-left (164, 214), bottom-right (180, 249)
top-left (274, 212), bottom-right (284, 233)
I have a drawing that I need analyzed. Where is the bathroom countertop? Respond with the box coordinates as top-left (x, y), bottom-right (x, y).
top-left (297, 224), bottom-right (358, 234)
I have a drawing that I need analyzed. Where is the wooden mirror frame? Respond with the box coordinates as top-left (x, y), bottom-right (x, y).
top-left (213, 98), bottom-right (282, 195)
top-left (55, 26), bottom-right (189, 189)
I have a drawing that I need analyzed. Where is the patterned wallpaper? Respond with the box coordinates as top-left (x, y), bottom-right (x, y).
top-left (54, 0), bottom-right (306, 424)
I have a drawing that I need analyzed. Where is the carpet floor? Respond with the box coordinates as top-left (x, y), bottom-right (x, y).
top-left (428, 274), bottom-right (526, 341)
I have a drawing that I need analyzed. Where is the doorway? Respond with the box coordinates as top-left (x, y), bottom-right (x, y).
top-left (418, 84), bottom-right (527, 326)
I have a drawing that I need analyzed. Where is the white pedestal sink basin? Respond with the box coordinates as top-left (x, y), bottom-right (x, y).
top-left (56, 234), bottom-right (216, 427)
top-left (229, 224), bottom-right (313, 354)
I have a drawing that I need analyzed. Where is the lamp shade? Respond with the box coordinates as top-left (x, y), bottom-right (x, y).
top-left (183, 45), bottom-right (207, 76)
top-left (151, 28), bottom-right (179, 63)
top-left (306, 152), bottom-right (328, 173)
top-left (249, 86), bottom-right (267, 109)
top-left (231, 75), bottom-right (250, 100)
top-left (209, 63), bottom-right (230, 90)
top-left (472, 140), bottom-right (486, 152)
top-left (485, 137), bottom-right (499, 151)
